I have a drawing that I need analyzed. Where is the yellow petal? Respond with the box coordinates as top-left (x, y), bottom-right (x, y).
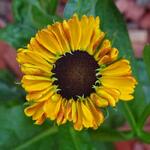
top-left (86, 99), bottom-right (104, 129)
top-left (96, 87), bottom-right (117, 107)
top-left (44, 97), bottom-right (62, 120)
top-left (87, 16), bottom-right (105, 55)
top-left (26, 87), bottom-right (50, 101)
top-left (17, 49), bottom-right (52, 72)
top-left (110, 48), bottom-right (118, 61)
top-left (120, 94), bottom-right (134, 101)
top-left (22, 75), bottom-right (52, 92)
top-left (23, 75), bottom-right (51, 81)
top-left (79, 15), bottom-right (92, 50)
top-left (49, 23), bottom-right (70, 53)
top-left (56, 99), bottom-right (67, 125)
top-left (90, 93), bottom-right (109, 107)
top-left (98, 55), bottom-right (110, 65)
top-left (36, 30), bottom-right (62, 55)
top-left (24, 102), bottom-right (44, 116)
top-left (51, 94), bottom-right (61, 102)
top-left (21, 65), bottom-right (50, 76)
top-left (101, 59), bottom-right (131, 76)
top-left (74, 101), bottom-right (83, 131)
top-left (35, 114), bottom-right (46, 125)
top-left (65, 99), bottom-right (72, 121)
top-left (94, 39), bottom-right (111, 60)
top-left (63, 15), bottom-right (81, 50)
top-left (72, 101), bottom-right (77, 123)
top-left (100, 76), bottom-right (137, 101)
top-left (36, 87), bottom-right (56, 102)
top-left (101, 87), bottom-right (120, 103)
top-left (81, 101), bottom-right (93, 128)
top-left (28, 38), bottom-right (56, 63)
top-left (21, 63), bottom-right (50, 74)
top-left (101, 76), bottom-right (136, 90)
top-left (32, 107), bottom-right (44, 120)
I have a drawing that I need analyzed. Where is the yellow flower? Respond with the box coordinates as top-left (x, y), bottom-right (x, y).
top-left (17, 14), bottom-right (137, 131)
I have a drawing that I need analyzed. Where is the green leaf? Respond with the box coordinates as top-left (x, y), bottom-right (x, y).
top-left (143, 44), bottom-right (150, 80)
top-left (0, 0), bottom-right (61, 48)
top-left (137, 60), bottom-right (150, 103)
top-left (92, 142), bottom-right (115, 150)
top-left (139, 131), bottom-right (150, 143)
top-left (137, 104), bottom-right (150, 130)
top-left (64, 0), bottom-right (146, 134)
top-left (64, 0), bottom-right (97, 19)
top-left (0, 101), bottom-right (58, 150)
top-left (0, 23), bottom-right (36, 48)
top-left (12, 0), bottom-right (35, 25)
top-left (95, 0), bottom-right (146, 125)
top-left (56, 125), bottom-right (92, 150)
top-left (91, 129), bottom-right (134, 142)
top-left (39, 0), bottom-right (58, 14)
top-left (0, 70), bottom-right (24, 102)
top-left (103, 106), bottom-right (125, 129)
top-left (0, 100), bottom-right (95, 149)
top-left (31, 5), bottom-right (62, 29)
top-left (0, 70), bottom-right (15, 85)
top-left (12, 0), bottom-right (61, 29)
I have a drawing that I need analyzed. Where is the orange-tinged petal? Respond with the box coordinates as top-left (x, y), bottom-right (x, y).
top-left (90, 93), bottom-right (109, 107)
top-left (24, 102), bottom-right (44, 117)
top-left (74, 101), bottom-right (83, 131)
top-left (56, 99), bottom-right (67, 125)
top-left (96, 87), bottom-right (117, 107)
top-left (35, 114), bottom-right (46, 125)
top-left (48, 23), bottom-right (70, 53)
top-left (86, 99), bottom-right (104, 129)
top-left (94, 40), bottom-right (111, 60)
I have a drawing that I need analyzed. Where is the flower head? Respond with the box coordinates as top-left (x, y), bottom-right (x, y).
top-left (17, 14), bottom-right (137, 131)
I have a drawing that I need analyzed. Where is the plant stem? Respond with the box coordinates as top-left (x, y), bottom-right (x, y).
top-left (138, 131), bottom-right (150, 143)
top-left (14, 126), bottom-right (58, 150)
top-left (137, 104), bottom-right (150, 130)
top-left (69, 127), bottom-right (80, 150)
top-left (121, 103), bottom-right (137, 133)
top-left (91, 130), bottom-right (134, 142)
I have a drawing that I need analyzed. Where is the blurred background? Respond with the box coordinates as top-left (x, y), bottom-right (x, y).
top-left (0, 0), bottom-right (150, 149)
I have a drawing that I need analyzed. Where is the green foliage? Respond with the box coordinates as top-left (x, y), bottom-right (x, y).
top-left (0, 0), bottom-right (150, 149)
top-left (0, 100), bottom-right (95, 150)
top-left (0, 23), bottom-right (36, 48)
top-left (0, 101), bottom-right (57, 150)
top-left (64, 0), bottom-right (97, 18)
top-left (0, 70), bottom-right (24, 102)
top-left (56, 125), bottom-right (93, 150)
top-left (40, 0), bottom-right (58, 14)
top-left (143, 45), bottom-right (150, 80)
top-left (0, 0), bottom-right (61, 48)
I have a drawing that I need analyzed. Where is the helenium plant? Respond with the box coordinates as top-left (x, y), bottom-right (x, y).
top-left (0, 0), bottom-right (150, 149)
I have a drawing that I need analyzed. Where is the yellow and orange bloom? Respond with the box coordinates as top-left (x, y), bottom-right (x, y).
top-left (17, 14), bottom-right (137, 131)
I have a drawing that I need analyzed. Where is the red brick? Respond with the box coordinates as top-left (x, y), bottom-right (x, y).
top-left (0, 41), bottom-right (22, 78)
top-left (0, 18), bottom-right (6, 28)
top-left (125, 1), bottom-right (145, 22)
top-left (140, 13), bottom-right (150, 29)
top-left (116, 0), bottom-right (129, 13)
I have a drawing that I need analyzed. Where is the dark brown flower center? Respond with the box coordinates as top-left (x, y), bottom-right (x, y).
top-left (52, 51), bottom-right (99, 100)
